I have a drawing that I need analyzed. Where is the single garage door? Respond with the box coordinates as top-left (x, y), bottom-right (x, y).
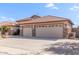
top-left (23, 27), bottom-right (32, 37)
top-left (36, 27), bottom-right (63, 38)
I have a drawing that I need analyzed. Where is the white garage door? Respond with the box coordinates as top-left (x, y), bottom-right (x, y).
top-left (36, 27), bottom-right (63, 38)
top-left (23, 27), bottom-right (32, 37)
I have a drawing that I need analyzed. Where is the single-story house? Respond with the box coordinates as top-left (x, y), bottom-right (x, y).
top-left (16, 15), bottom-right (74, 38)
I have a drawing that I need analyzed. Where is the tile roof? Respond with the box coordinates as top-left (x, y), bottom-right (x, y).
top-left (17, 15), bottom-right (74, 25)
top-left (0, 22), bottom-right (16, 26)
top-left (17, 15), bottom-right (41, 22)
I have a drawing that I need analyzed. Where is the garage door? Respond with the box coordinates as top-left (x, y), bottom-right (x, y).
top-left (23, 27), bottom-right (32, 37)
top-left (36, 27), bottom-right (63, 38)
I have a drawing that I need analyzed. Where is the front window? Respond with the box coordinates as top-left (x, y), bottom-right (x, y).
top-left (64, 24), bottom-right (71, 29)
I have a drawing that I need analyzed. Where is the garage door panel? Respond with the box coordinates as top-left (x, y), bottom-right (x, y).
top-left (23, 28), bottom-right (32, 37)
top-left (36, 27), bottom-right (63, 38)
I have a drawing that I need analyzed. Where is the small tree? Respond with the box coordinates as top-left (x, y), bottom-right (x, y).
top-left (0, 26), bottom-right (10, 38)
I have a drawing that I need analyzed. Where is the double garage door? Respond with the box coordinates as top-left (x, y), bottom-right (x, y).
top-left (23, 27), bottom-right (63, 38)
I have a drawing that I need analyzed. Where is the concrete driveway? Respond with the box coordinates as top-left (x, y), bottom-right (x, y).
top-left (0, 37), bottom-right (79, 55)
top-left (0, 37), bottom-right (53, 55)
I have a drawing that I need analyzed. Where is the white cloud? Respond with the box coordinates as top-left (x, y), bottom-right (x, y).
top-left (77, 15), bottom-right (79, 18)
top-left (45, 3), bottom-right (59, 10)
top-left (70, 6), bottom-right (79, 11)
top-left (1, 16), bottom-right (7, 19)
top-left (0, 16), bottom-right (15, 22)
top-left (52, 7), bottom-right (59, 10)
top-left (45, 3), bottom-right (55, 7)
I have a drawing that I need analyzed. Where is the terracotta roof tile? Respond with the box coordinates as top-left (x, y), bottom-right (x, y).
top-left (17, 15), bottom-right (73, 25)
top-left (0, 22), bottom-right (16, 26)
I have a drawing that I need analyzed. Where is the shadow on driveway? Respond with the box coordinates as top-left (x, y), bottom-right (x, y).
top-left (44, 42), bottom-right (79, 55)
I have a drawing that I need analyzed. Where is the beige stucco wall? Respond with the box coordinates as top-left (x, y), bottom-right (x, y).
top-left (64, 21), bottom-right (72, 33)
top-left (36, 27), bottom-right (63, 38)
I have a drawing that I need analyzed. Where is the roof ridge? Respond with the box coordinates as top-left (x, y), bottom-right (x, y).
top-left (43, 15), bottom-right (70, 20)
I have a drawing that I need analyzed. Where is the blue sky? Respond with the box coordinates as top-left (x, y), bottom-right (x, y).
top-left (0, 3), bottom-right (79, 26)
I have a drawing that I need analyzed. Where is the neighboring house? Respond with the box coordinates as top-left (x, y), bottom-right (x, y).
top-left (16, 15), bottom-right (74, 39)
top-left (72, 26), bottom-right (79, 38)
top-left (0, 21), bottom-right (15, 26)
top-left (0, 21), bottom-right (17, 35)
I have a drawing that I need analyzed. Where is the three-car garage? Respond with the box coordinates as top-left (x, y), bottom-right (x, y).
top-left (22, 25), bottom-right (63, 38)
